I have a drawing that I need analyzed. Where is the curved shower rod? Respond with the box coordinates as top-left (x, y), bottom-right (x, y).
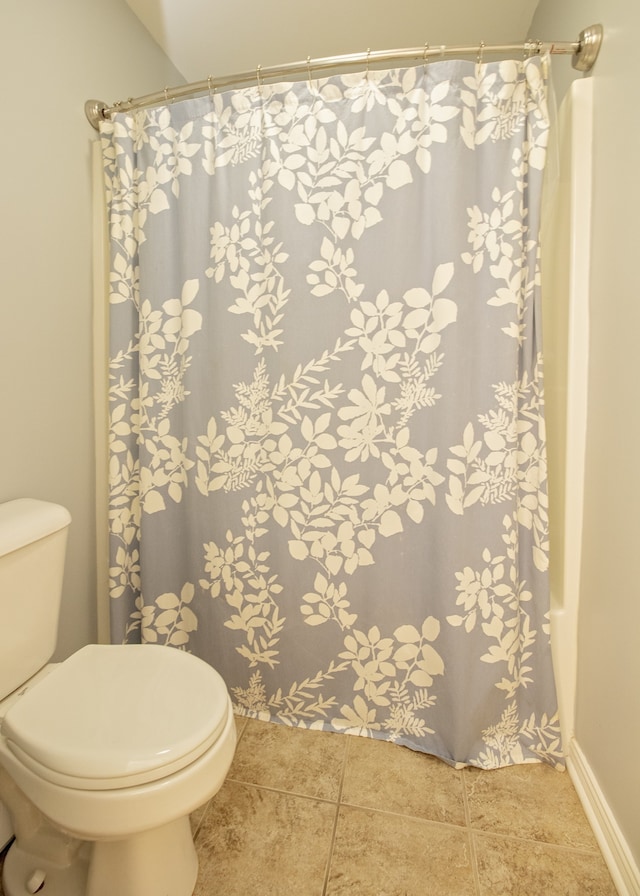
top-left (85, 23), bottom-right (603, 130)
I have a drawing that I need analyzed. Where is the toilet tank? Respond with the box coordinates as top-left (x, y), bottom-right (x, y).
top-left (0, 499), bottom-right (72, 701)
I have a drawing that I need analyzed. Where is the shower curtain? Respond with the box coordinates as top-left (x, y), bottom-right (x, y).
top-left (100, 54), bottom-right (563, 769)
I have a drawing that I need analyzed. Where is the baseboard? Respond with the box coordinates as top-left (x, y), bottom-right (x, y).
top-left (567, 738), bottom-right (640, 896)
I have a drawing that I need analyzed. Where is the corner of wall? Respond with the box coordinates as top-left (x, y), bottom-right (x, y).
top-left (568, 738), bottom-right (640, 896)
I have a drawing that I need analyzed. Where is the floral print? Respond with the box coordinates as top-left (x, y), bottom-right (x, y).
top-left (101, 56), bottom-right (562, 768)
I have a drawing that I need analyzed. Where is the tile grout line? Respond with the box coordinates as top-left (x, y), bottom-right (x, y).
top-left (222, 775), bottom-right (341, 807)
top-left (196, 719), bottom-right (612, 895)
top-left (193, 714), bottom-right (250, 842)
top-left (470, 827), bottom-right (609, 855)
top-left (320, 733), bottom-right (351, 896)
top-left (191, 805), bottom-right (207, 842)
top-left (337, 798), bottom-right (472, 832)
top-left (461, 769), bottom-right (483, 896)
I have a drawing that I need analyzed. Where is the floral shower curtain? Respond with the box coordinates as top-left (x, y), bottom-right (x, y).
top-left (100, 54), bottom-right (563, 769)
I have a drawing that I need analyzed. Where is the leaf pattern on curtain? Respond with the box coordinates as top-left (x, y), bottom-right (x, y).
top-left (100, 56), bottom-right (562, 768)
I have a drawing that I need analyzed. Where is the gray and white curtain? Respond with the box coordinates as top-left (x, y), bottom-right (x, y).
top-left (100, 55), bottom-right (563, 769)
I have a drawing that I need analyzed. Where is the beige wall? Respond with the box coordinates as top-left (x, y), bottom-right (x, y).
top-left (0, 0), bottom-right (182, 660)
top-left (125, 0), bottom-right (538, 83)
top-left (532, 0), bottom-right (640, 868)
top-left (3, 0), bottom-right (637, 872)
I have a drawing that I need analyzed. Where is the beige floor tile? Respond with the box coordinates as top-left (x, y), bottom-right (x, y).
top-left (190, 714), bottom-right (247, 837)
top-left (474, 832), bottom-right (618, 896)
top-left (190, 801), bottom-right (210, 837)
top-left (234, 713), bottom-right (248, 739)
top-left (342, 735), bottom-right (466, 827)
top-left (0, 722), bottom-right (616, 896)
top-left (194, 780), bottom-right (335, 896)
top-left (227, 718), bottom-right (347, 801)
top-left (326, 806), bottom-right (476, 896)
top-left (464, 763), bottom-right (599, 849)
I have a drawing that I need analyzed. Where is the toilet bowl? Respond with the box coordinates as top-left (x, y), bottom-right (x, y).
top-left (0, 498), bottom-right (237, 896)
top-left (0, 644), bottom-right (236, 896)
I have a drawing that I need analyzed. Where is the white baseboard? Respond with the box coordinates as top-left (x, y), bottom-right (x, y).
top-left (567, 738), bottom-right (640, 896)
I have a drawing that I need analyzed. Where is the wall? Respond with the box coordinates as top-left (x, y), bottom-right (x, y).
top-left (125, 0), bottom-right (539, 83)
top-left (531, 0), bottom-right (640, 876)
top-left (3, 0), bottom-right (636, 877)
top-left (0, 0), bottom-right (183, 660)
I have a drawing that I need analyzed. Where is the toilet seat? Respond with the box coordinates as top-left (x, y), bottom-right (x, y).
top-left (0, 644), bottom-right (230, 790)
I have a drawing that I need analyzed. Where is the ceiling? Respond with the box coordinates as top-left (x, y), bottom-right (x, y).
top-left (125, 0), bottom-right (541, 85)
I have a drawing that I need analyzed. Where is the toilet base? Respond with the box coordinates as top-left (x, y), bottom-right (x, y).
top-left (2, 817), bottom-right (199, 896)
top-left (3, 839), bottom-right (89, 896)
top-left (87, 816), bottom-right (198, 896)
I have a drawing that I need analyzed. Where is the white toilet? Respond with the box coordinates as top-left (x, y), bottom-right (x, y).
top-left (0, 498), bottom-right (236, 896)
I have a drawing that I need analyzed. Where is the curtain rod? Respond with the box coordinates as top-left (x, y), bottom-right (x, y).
top-left (85, 23), bottom-right (602, 130)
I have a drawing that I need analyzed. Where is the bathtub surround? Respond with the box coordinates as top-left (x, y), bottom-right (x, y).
top-left (530, 0), bottom-right (640, 890)
top-left (100, 56), bottom-right (560, 768)
top-left (542, 78), bottom-right (593, 752)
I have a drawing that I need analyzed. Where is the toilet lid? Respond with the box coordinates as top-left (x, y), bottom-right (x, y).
top-left (1, 645), bottom-right (230, 789)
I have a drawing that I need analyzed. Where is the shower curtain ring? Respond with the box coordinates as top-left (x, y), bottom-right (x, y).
top-left (366, 48), bottom-right (371, 80)
top-left (307, 56), bottom-right (314, 92)
top-left (423, 42), bottom-right (430, 73)
top-left (477, 41), bottom-right (485, 65)
top-left (256, 64), bottom-right (263, 94)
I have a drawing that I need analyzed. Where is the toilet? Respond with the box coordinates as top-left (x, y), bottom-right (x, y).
top-left (0, 498), bottom-right (236, 896)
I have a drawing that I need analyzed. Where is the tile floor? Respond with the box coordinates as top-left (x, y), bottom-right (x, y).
top-left (0, 716), bottom-right (619, 895)
top-left (192, 716), bottom-right (617, 895)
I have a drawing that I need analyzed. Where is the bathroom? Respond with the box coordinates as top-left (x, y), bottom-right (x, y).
top-left (0, 0), bottom-right (638, 893)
